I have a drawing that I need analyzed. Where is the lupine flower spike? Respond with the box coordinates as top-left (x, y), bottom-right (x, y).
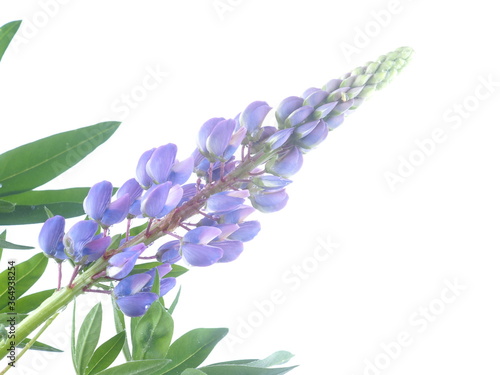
top-left (36, 46), bottom-right (413, 317)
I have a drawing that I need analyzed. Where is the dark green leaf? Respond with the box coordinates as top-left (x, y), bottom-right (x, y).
top-left (162, 328), bottom-right (228, 375)
top-left (74, 303), bottom-right (103, 375)
top-left (0, 20), bottom-right (21, 62)
top-left (180, 370), bottom-right (207, 375)
top-left (85, 331), bottom-right (126, 375)
top-left (0, 188), bottom-right (90, 225)
top-left (0, 252), bottom-right (48, 309)
top-left (0, 121), bottom-right (120, 197)
top-left (0, 239), bottom-right (34, 250)
top-left (0, 200), bottom-right (15, 213)
top-left (17, 338), bottom-right (63, 352)
top-left (111, 298), bottom-right (131, 361)
top-left (93, 359), bottom-right (172, 375)
top-left (0, 288), bottom-right (55, 314)
top-left (199, 365), bottom-right (297, 375)
top-left (132, 301), bottom-right (174, 360)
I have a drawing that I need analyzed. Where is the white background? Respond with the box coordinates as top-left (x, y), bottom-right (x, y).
top-left (1, 1), bottom-right (499, 374)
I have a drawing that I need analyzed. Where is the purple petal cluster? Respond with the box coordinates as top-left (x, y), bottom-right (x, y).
top-left (113, 264), bottom-right (175, 317)
top-left (63, 220), bottom-right (111, 265)
top-left (84, 181), bottom-right (130, 228)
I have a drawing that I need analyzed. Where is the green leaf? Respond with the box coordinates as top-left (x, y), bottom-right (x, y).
top-left (130, 263), bottom-right (188, 278)
top-left (0, 288), bottom-right (55, 314)
top-left (132, 301), bottom-right (174, 360)
top-left (204, 360), bottom-right (257, 367)
top-left (0, 252), bottom-right (48, 309)
top-left (0, 230), bottom-right (6, 262)
top-left (74, 303), bottom-right (103, 375)
top-left (168, 286), bottom-right (181, 314)
top-left (93, 359), bottom-right (172, 375)
top-left (17, 338), bottom-right (63, 352)
top-left (246, 351), bottom-right (294, 368)
top-left (0, 238), bottom-right (34, 250)
top-left (111, 298), bottom-right (131, 361)
top-left (181, 370), bottom-right (207, 375)
top-left (0, 121), bottom-right (120, 197)
top-left (199, 365), bottom-right (297, 375)
top-left (85, 331), bottom-right (126, 375)
top-left (0, 20), bottom-right (21, 63)
top-left (0, 313), bottom-right (27, 325)
top-left (162, 328), bottom-right (228, 375)
top-left (151, 269), bottom-right (161, 296)
top-left (0, 200), bottom-right (15, 213)
top-left (0, 188), bottom-right (90, 225)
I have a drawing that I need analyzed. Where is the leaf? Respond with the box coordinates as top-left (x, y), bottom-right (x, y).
top-left (0, 288), bottom-right (55, 314)
top-left (0, 200), bottom-right (15, 213)
top-left (0, 121), bottom-right (120, 198)
top-left (181, 370), bottom-right (207, 375)
top-left (132, 301), bottom-right (174, 360)
top-left (0, 188), bottom-right (90, 225)
top-left (0, 230), bottom-right (5, 262)
top-left (85, 331), bottom-right (126, 375)
top-left (93, 359), bottom-right (172, 375)
top-left (0, 20), bottom-right (21, 63)
top-left (17, 338), bottom-right (63, 352)
top-left (74, 303), bottom-right (103, 375)
top-left (168, 286), bottom-right (181, 314)
top-left (246, 351), bottom-right (294, 368)
top-left (0, 252), bottom-right (48, 309)
top-left (0, 238), bottom-right (34, 250)
top-left (111, 298), bottom-right (131, 361)
top-left (162, 328), bottom-right (228, 375)
top-left (130, 263), bottom-right (188, 278)
top-left (0, 312), bottom-right (27, 325)
top-left (199, 365), bottom-right (297, 375)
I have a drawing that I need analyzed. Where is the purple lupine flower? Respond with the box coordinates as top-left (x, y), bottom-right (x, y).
top-left (137, 144), bottom-right (194, 188)
top-left (180, 226), bottom-right (223, 266)
top-left (294, 119), bottom-right (329, 150)
top-left (275, 96), bottom-right (304, 127)
top-left (107, 243), bottom-right (146, 279)
top-left (266, 146), bottom-right (303, 177)
top-left (265, 128), bottom-right (294, 151)
top-left (140, 182), bottom-right (183, 218)
top-left (136, 148), bottom-right (156, 189)
top-left (63, 220), bottom-right (111, 265)
top-left (212, 240), bottom-right (244, 263)
top-left (228, 221), bottom-right (261, 242)
top-left (197, 118), bottom-right (245, 162)
top-left (141, 264), bottom-right (176, 296)
top-left (156, 240), bottom-right (181, 263)
top-left (83, 181), bottom-right (130, 228)
top-left (217, 205), bottom-right (255, 224)
top-left (38, 215), bottom-right (67, 261)
top-left (206, 190), bottom-right (249, 212)
top-left (117, 178), bottom-right (143, 217)
top-left (238, 101), bottom-right (272, 137)
top-left (114, 273), bottom-right (158, 317)
top-left (249, 188), bottom-right (289, 213)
